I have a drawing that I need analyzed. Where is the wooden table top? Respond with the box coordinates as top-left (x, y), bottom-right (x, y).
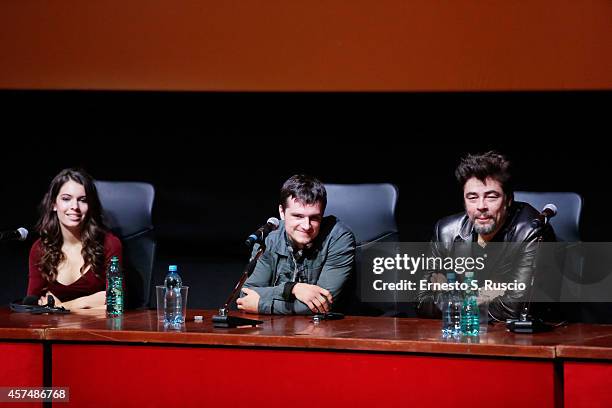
top-left (2, 308), bottom-right (612, 360)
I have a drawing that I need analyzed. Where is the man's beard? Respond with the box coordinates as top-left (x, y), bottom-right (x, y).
top-left (472, 214), bottom-right (497, 235)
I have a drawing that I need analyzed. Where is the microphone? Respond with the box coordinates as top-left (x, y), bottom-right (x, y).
top-left (245, 217), bottom-right (280, 248)
top-left (507, 203), bottom-right (559, 333)
top-left (531, 204), bottom-right (558, 229)
top-left (10, 295), bottom-right (70, 314)
top-left (0, 227), bottom-right (28, 242)
top-left (213, 217), bottom-right (278, 327)
top-left (46, 294), bottom-right (55, 308)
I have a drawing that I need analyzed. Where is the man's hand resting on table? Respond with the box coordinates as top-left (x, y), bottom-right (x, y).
top-left (292, 283), bottom-right (332, 314)
top-left (237, 287), bottom-right (260, 313)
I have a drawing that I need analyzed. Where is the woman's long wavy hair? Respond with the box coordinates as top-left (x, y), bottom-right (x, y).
top-left (36, 168), bottom-right (107, 283)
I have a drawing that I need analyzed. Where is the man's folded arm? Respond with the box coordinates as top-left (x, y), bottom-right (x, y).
top-left (312, 229), bottom-right (355, 304)
top-left (242, 246), bottom-right (289, 314)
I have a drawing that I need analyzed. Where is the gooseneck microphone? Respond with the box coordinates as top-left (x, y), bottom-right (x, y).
top-left (245, 217), bottom-right (280, 248)
top-left (531, 204), bottom-right (557, 229)
top-left (214, 217), bottom-right (278, 327)
top-left (0, 227), bottom-right (28, 242)
top-left (508, 203), bottom-right (559, 333)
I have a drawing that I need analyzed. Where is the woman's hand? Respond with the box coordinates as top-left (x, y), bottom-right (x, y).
top-left (38, 291), bottom-right (105, 310)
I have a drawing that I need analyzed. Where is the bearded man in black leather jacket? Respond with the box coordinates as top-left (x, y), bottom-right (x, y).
top-left (416, 151), bottom-right (556, 322)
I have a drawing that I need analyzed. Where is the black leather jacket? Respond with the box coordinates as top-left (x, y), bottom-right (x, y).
top-left (416, 201), bottom-right (556, 321)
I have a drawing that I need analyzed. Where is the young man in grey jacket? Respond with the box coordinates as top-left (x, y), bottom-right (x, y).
top-left (238, 174), bottom-right (356, 315)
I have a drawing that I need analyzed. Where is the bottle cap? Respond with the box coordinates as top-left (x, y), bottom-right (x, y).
top-left (169, 265), bottom-right (177, 272)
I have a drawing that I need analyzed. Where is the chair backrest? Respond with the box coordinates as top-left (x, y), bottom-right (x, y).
top-left (94, 181), bottom-right (156, 309)
top-left (324, 183), bottom-right (399, 246)
top-left (514, 191), bottom-right (583, 241)
top-left (324, 183), bottom-right (399, 316)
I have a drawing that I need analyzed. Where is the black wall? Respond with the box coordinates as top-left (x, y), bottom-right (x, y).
top-left (1, 91), bottom-right (610, 319)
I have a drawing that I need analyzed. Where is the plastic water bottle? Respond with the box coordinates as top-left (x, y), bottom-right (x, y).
top-left (461, 271), bottom-right (480, 336)
top-left (164, 265), bottom-right (183, 324)
top-left (451, 294), bottom-right (462, 338)
top-left (441, 278), bottom-right (453, 337)
top-left (442, 272), bottom-right (462, 338)
top-left (106, 256), bottom-right (123, 317)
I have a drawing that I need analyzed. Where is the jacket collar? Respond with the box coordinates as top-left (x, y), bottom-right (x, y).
top-left (457, 215), bottom-right (474, 242)
top-left (270, 221), bottom-right (290, 257)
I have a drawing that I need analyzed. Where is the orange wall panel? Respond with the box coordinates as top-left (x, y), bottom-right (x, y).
top-left (0, 1), bottom-right (610, 91)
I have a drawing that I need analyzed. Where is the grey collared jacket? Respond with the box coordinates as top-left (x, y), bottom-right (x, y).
top-left (243, 217), bottom-right (356, 315)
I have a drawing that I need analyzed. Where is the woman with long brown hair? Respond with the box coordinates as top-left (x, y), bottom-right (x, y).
top-left (27, 168), bottom-right (122, 309)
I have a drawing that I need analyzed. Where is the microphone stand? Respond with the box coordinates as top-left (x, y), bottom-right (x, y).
top-left (507, 222), bottom-right (554, 333)
top-left (212, 245), bottom-right (266, 328)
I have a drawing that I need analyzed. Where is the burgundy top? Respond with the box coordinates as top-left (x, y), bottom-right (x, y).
top-left (27, 233), bottom-right (123, 302)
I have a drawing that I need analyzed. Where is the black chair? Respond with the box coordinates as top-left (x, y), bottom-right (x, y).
top-left (325, 183), bottom-right (399, 316)
top-left (514, 191), bottom-right (582, 242)
top-left (95, 181), bottom-right (156, 309)
top-left (325, 183), bottom-right (399, 246)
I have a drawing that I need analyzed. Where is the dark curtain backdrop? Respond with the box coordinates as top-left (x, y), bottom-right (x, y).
top-left (1, 91), bottom-right (609, 320)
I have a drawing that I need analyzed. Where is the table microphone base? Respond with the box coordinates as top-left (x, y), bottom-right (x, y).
top-left (506, 318), bottom-right (553, 333)
top-left (212, 314), bottom-right (263, 328)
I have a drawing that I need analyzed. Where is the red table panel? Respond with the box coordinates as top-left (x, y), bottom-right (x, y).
top-left (53, 343), bottom-right (557, 408)
top-left (0, 342), bottom-right (43, 408)
top-left (564, 361), bottom-right (612, 408)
